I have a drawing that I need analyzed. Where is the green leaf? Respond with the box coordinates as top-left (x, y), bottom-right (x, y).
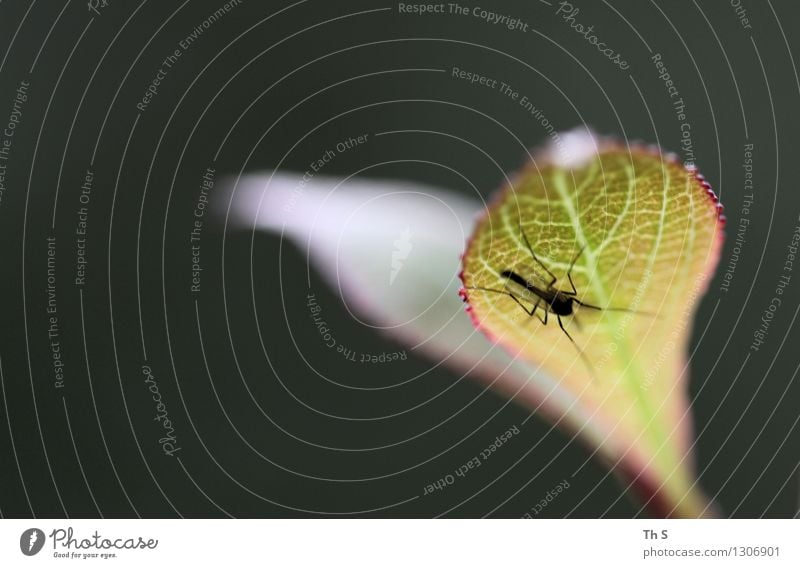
top-left (460, 138), bottom-right (724, 517)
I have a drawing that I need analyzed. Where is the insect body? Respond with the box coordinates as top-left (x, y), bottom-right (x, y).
top-left (466, 227), bottom-right (599, 330)
top-left (463, 225), bottom-right (641, 377)
top-left (498, 269), bottom-right (578, 317)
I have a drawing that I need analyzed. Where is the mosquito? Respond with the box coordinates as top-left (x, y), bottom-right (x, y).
top-left (464, 225), bottom-right (643, 376)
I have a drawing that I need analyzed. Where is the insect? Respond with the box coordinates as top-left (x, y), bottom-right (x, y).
top-left (464, 224), bottom-right (643, 376)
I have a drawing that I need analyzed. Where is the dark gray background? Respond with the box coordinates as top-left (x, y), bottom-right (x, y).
top-left (0, 0), bottom-right (798, 518)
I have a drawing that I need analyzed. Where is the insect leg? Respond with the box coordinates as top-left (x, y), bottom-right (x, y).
top-left (573, 298), bottom-right (655, 316)
top-left (556, 314), bottom-right (574, 341)
top-left (557, 314), bottom-right (596, 379)
top-left (533, 298), bottom-right (547, 325)
top-left (573, 299), bottom-right (604, 310)
top-left (519, 223), bottom-right (557, 287)
top-left (464, 286), bottom-right (540, 319)
top-left (563, 245), bottom-right (586, 296)
top-left (508, 293), bottom-right (541, 320)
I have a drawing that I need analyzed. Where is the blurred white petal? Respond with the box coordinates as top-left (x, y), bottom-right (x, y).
top-left (225, 172), bottom-right (610, 450)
